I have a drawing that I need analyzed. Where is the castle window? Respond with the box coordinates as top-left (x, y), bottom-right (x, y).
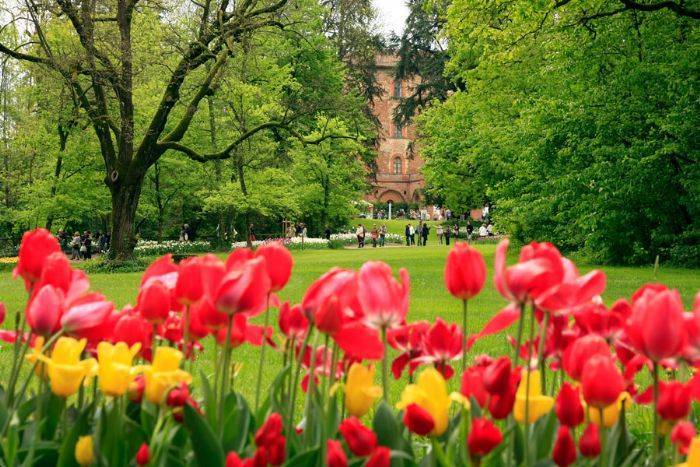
top-left (393, 157), bottom-right (402, 175)
top-left (393, 80), bottom-right (402, 98)
top-left (394, 122), bottom-right (403, 138)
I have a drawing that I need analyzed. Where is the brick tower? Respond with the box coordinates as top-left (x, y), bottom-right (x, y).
top-left (367, 54), bottom-right (424, 205)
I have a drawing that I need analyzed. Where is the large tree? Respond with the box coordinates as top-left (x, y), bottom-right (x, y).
top-left (0, 0), bottom-right (355, 259)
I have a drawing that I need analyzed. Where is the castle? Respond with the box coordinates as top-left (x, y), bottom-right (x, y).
top-left (367, 54), bottom-right (424, 205)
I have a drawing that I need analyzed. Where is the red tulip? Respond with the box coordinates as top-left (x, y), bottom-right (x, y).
top-left (225, 452), bottom-right (243, 467)
top-left (388, 321), bottom-right (429, 379)
top-left (315, 296), bottom-right (343, 335)
top-left (215, 314), bottom-right (269, 348)
top-left (467, 417), bottom-right (503, 459)
top-left (254, 413), bottom-right (285, 465)
top-left (138, 280), bottom-right (171, 324)
top-left (174, 255), bottom-right (224, 305)
top-left (338, 417), bottom-right (377, 457)
top-left (225, 248), bottom-right (254, 270)
top-left (658, 381), bottom-right (691, 421)
top-left (445, 242), bottom-right (486, 300)
top-left (357, 261), bottom-right (409, 330)
top-left (416, 318), bottom-right (463, 379)
top-left (26, 284), bottom-right (63, 336)
top-left (494, 239), bottom-right (564, 304)
top-left (581, 354), bottom-right (624, 408)
top-left (403, 403), bottom-right (435, 436)
top-left (366, 447), bottom-right (390, 467)
top-left (552, 426), bottom-right (576, 467)
top-left (141, 255), bottom-right (179, 288)
top-left (536, 257), bottom-right (606, 312)
top-left (488, 371), bottom-right (520, 420)
top-left (0, 302), bottom-right (6, 326)
top-left (113, 307), bottom-right (152, 352)
top-left (326, 439), bottom-right (347, 467)
top-left (278, 302), bottom-right (308, 340)
top-left (483, 356), bottom-right (511, 395)
top-left (256, 241), bottom-right (293, 292)
top-left (14, 228), bottom-right (61, 289)
top-left (460, 365), bottom-right (489, 408)
top-left (136, 443), bottom-right (150, 466)
top-left (579, 423), bottom-right (601, 458)
top-left (556, 383), bottom-right (584, 427)
top-left (671, 420), bottom-right (696, 455)
top-left (61, 295), bottom-right (114, 333)
top-left (626, 284), bottom-right (686, 361)
top-left (302, 268), bottom-right (360, 319)
top-left (215, 257), bottom-right (270, 316)
top-left (35, 252), bottom-right (74, 295)
top-left (563, 335), bottom-right (611, 381)
top-left (186, 300), bottom-right (213, 339)
top-left (128, 375), bottom-right (145, 403)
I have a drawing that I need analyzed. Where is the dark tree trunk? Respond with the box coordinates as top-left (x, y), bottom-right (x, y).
top-left (109, 171), bottom-right (145, 261)
top-left (46, 125), bottom-right (69, 231)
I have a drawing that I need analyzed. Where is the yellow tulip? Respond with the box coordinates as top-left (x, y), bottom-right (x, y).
top-left (345, 363), bottom-right (382, 417)
top-left (37, 337), bottom-right (97, 398)
top-left (397, 368), bottom-right (451, 436)
top-left (142, 347), bottom-right (191, 404)
top-left (75, 435), bottom-right (94, 466)
top-left (678, 436), bottom-right (700, 467)
top-left (585, 392), bottom-right (630, 428)
top-left (97, 341), bottom-right (141, 397)
top-left (513, 370), bottom-right (554, 424)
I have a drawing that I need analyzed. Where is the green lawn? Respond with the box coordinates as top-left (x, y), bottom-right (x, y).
top-left (1, 244), bottom-right (698, 422)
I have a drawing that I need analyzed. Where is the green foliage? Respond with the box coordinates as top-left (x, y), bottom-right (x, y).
top-left (419, 0), bottom-right (700, 265)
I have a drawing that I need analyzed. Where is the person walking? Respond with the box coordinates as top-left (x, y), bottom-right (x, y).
top-left (371, 225), bottom-right (379, 248)
top-left (409, 223), bottom-right (416, 246)
top-left (453, 224), bottom-right (460, 241)
top-left (404, 224), bottom-right (411, 246)
top-left (379, 224), bottom-right (387, 247)
top-left (436, 224), bottom-right (444, 245)
top-left (71, 231), bottom-right (81, 260)
top-left (445, 224), bottom-right (451, 246)
top-left (324, 225), bottom-right (331, 241)
top-left (356, 224), bottom-right (364, 248)
top-left (82, 231), bottom-right (92, 260)
top-left (421, 223), bottom-right (430, 246)
top-left (467, 220), bottom-right (474, 242)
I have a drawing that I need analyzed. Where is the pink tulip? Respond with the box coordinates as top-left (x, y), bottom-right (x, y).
top-left (215, 257), bottom-right (270, 316)
top-left (256, 241), bottom-right (293, 292)
top-left (26, 284), bottom-right (63, 335)
top-left (61, 295), bottom-right (114, 333)
top-left (357, 261), bottom-right (409, 330)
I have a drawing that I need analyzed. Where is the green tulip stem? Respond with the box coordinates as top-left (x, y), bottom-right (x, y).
top-left (381, 325), bottom-right (389, 402)
top-left (254, 293), bottom-right (271, 412)
top-left (461, 299), bottom-right (469, 372)
top-left (288, 327), bottom-right (313, 437)
top-left (652, 362), bottom-right (660, 460)
top-left (524, 304), bottom-right (536, 467)
top-left (536, 312), bottom-right (550, 394)
top-left (218, 314), bottom-right (234, 433)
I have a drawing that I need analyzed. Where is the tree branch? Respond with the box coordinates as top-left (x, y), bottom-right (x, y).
top-left (619, 0), bottom-right (700, 19)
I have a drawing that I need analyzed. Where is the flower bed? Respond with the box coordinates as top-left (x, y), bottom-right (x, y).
top-left (133, 239), bottom-right (212, 257)
top-left (231, 233), bottom-right (404, 251)
top-left (3, 229), bottom-right (700, 466)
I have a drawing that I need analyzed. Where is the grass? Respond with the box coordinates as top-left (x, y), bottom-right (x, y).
top-left (1, 243), bottom-right (698, 432)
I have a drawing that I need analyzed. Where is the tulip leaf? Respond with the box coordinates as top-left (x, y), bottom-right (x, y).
top-left (183, 403), bottom-right (225, 467)
top-left (56, 403), bottom-right (92, 467)
top-left (512, 422), bottom-right (525, 466)
top-left (373, 402), bottom-right (400, 447)
top-left (221, 393), bottom-right (252, 453)
top-left (284, 446), bottom-right (319, 466)
top-left (199, 370), bottom-right (217, 428)
top-left (533, 411), bottom-right (557, 459)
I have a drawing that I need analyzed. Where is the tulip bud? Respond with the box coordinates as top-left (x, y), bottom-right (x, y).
top-left (444, 242), bottom-right (487, 300)
top-left (552, 426), bottom-right (576, 467)
top-left (627, 285), bottom-right (686, 361)
top-left (658, 381), bottom-right (691, 421)
top-left (256, 241), bottom-right (293, 292)
top-left (136, 443), bottom-right (150, 466)
top-left (26, 284), bottom-right (63, 336)
top-left (563, 334), bottom-right (611, 381)
top-left (460, 366), bottom-right (489, 408)
top-left (326, 439), bottom-right (348, 467)
top-left (75, 435), bottom-right (94, 467)
top-left (215, 258), bottom-right (270, 316)
top-left (403, 403), bottom-right (435, 436)
top-left (556, 383), bottom-right (584, 427)
top-left (581, 355), bottom-right (624, 409)
top-left (128, 375), bottom-right (145, 403)
top-left (366, 446), bottom-right (391, 467)
top-left (138, 280), bottom-right (171, 324)
top-left (14, 228), bottom-right (61, 289)
top-left (671, 421), bottom-right (696, 455)
top-left (579, 423), bottom-right (601, 458)
top-left (483, 356), bottom-right (511, 395)
top-left (166, 382), bottom-right (190, 407)
top-left (338, 417), bottom-right (377, 457)
top-left (467, 417), bottom-right (503, 459)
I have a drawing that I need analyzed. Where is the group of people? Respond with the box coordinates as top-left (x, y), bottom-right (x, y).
top-left (405, 220), bottom-right (496, 247)
top-left (404, 222), bottom-right (431, 246)
top-left (56, 230), bottom-right (110, 260)
top-left (355, 224), bottom-right (388, 248)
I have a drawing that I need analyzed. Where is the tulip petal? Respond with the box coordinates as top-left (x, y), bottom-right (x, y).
top-left (334, 323), bottom-right (384, 360)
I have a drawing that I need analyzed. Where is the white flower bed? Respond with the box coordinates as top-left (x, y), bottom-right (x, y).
top-left (134, 240), bottom-right (211, 256)
top-left (230, 232), bottom-right (404, 250)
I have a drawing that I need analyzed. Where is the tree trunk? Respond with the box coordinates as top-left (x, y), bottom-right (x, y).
top-left (109, 171), bottom-right (145, 261)
top-left (46, 125), bottom-right (69, 231)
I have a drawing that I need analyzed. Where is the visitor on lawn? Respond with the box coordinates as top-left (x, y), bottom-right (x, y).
top-left (445, 224), bottom-right (451, 245)
top-left (356, 224), bottom-right (366, 248)
top-left (81, 231), bottom-right (92, 260)
top-left (324, 226), bottom-right (331, 241)
top-left (379, 224), bottom-right (387, 247)
top-left (421, 223), bottom-right (430, 246)
top-left (404, 224), bottom-right (411, 246)
top-left (453, 223), bottom-right (459, 240)
top-left (409, 223), bottom-right (416, 245)
top-left (71, 231), bottom-right (81, 260)
top-left (479, 224), bottom-right (488, 237)
top-left (436, 224), bottom-right (444, 244)
top-left (371, 225), bottom-right (379, 248)
top-left (467, 220), bottom-right (474, 241)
